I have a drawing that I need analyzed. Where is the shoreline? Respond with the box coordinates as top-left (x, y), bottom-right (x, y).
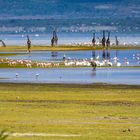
top-left (0, 45), bottom-right (140, 52)
top-left (0, 82), bottom-right (139, 87)
top-left (0, 81), bottom-right (140, 86)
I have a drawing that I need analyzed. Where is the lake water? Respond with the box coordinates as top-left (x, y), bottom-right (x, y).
top-left (0, 50), bottom-right (140, 85)
top-left (0, 68), bottom-right (139, 85)
top-left (0, 33), bottom-right (140, 46)
top-left (1, 50), bottom-right (140, 66)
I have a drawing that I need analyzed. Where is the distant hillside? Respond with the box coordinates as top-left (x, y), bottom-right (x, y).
top-left (0, 0), bottom-right (140, 19)
top-left (0, 0), bottom-right (140, 34)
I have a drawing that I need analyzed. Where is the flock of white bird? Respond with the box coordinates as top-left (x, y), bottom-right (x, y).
top-left (0, 53), bottom-right (140, 69)
top-left (64, 56), bottom-right (130, 67)
top-left (0, 58), bottom-right (60, 68)
top-left (0, 55), bottom-right (135, 68)
top-left (0, 53), bottom-right (140, 80)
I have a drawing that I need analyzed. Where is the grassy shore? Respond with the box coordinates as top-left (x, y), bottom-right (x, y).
top-left (0, 62), bottom-right (140, 69)
top-left (0, 45), bottom-right (140, 52)
top-left (0, 83), bottom-right (140, 140)
top-left (0, 53), bottom-right (26, 57)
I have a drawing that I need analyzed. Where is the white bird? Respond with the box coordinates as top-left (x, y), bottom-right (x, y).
top-left (96, 55), bottom-right (100, 60)
top-left (124, 58), bottom-right (129, 66)
top-left (117, 62), bottom-right (121, 67)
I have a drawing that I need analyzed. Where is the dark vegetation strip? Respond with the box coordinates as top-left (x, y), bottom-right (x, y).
top-left (0, 83), bottom-right (139, 91)
top-left (0, 99), bottom-right (139, 106)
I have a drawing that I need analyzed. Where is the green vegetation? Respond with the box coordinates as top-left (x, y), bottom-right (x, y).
top-left (0, 63), bottom-right (140, 69)
top-left (0, 45), bottom-right (140, 52)
top-left (0, 62), bottom-right (140, 69)
top-left (0, 83), bottom-right (140, 140)
top-left (0, 53), bottom-right (26, 57)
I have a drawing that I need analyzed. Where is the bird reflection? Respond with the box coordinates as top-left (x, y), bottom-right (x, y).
top-left (91, 70), bottom-right (96, 77)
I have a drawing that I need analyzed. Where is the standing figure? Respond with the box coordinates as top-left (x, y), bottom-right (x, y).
top-left (27, 35), bottom-right (31, 53)
top-left (0, 40), bottom-right (6, 47)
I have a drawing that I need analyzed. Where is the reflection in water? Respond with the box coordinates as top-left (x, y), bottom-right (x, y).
top-left (115, 50), bottom-right (118, 58)
top-left (102, 50), bottom-right (106, 60)
top-left (51, 51), bottom-right (58, 57)
top-left (107, 49), bottom-right (110, 60)
top-left (1, 50), bottom-right (140, 66)
top-left (0, 68), bottom-right (139, 85)
top-left (92, 51), bottom-right (96, 59)
top-left (28, 53), bottom-right (31, 59)
top-left (91, 70), bottom-right (96, 77)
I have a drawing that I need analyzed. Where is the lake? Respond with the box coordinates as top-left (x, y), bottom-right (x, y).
top-left (0, 68), bottom-right (139, 85)
top-left (1, 50), bottom-right (140, 66)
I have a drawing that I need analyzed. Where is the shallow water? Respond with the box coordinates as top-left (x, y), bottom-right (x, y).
top-left (1, 50), bottom-right (140, 66)
top-left (0, 68), bottom-right (139, 85)
top-left (1, 33), bottom-right (140, 46)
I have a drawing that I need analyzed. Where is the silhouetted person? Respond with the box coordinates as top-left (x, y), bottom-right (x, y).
top-left (0, 40), bottom-right (6, 47)
top-left (27, 35), bottom-right (31, 53)
top-left (115, 36), bottom-right (119, 46)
